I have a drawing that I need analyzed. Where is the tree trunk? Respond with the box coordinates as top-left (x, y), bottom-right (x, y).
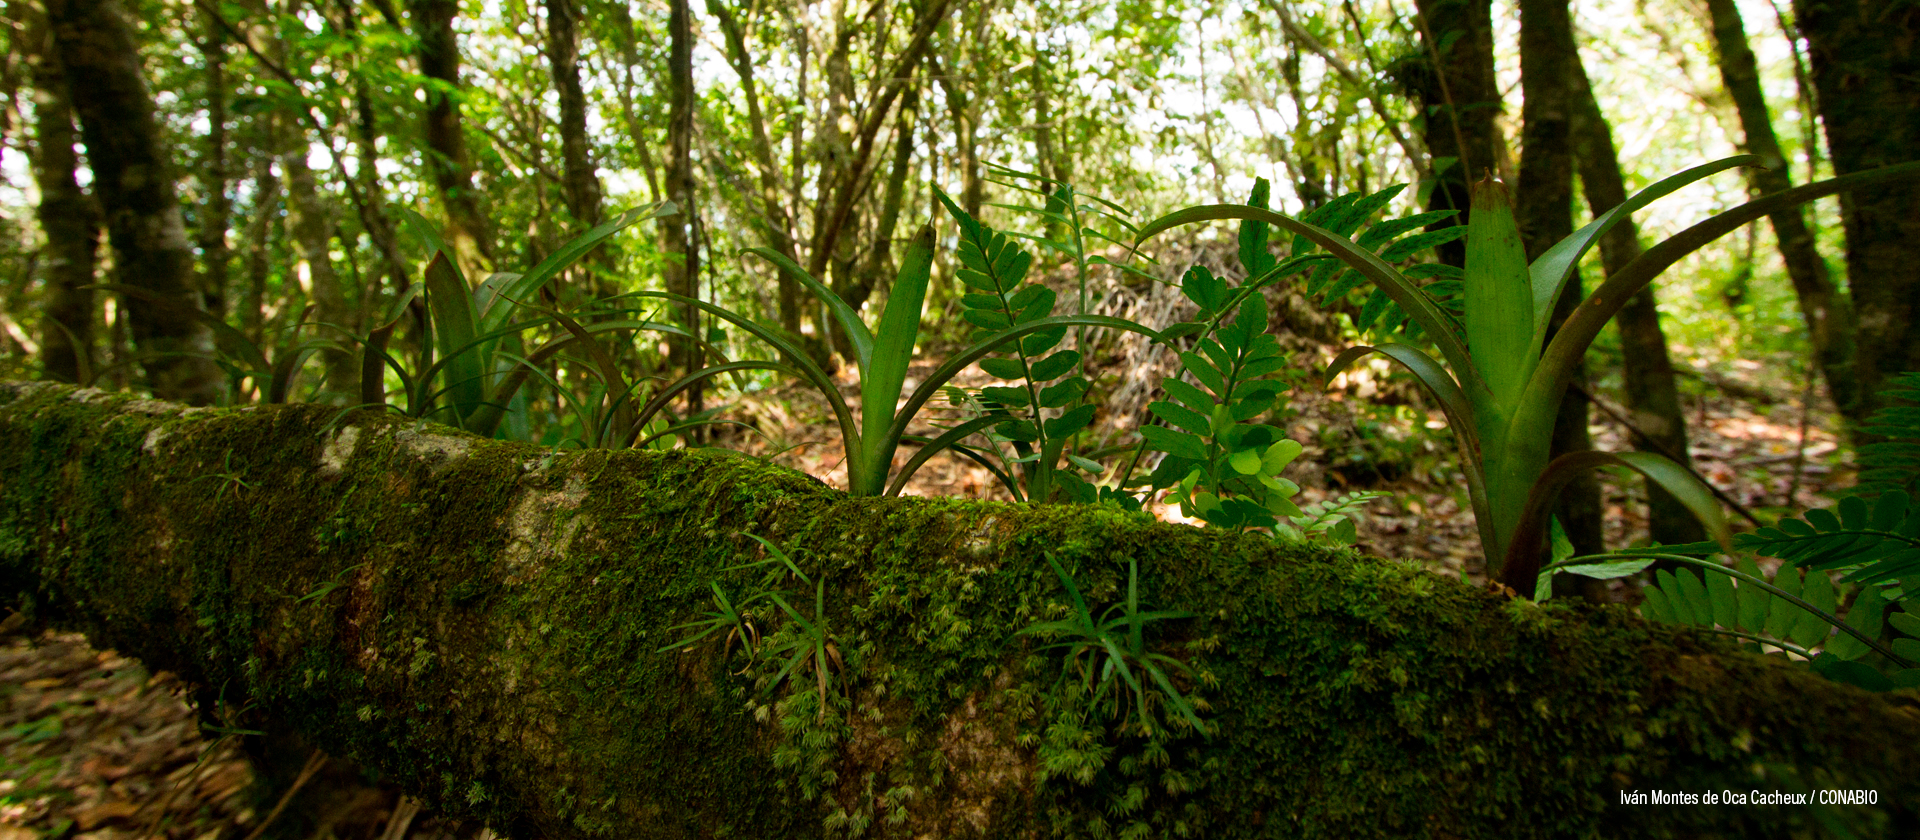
top-left (1569, 49), bottom-right (1706, 547)
top-left (1793, 0), bottom-right (1920, 435)
top-left (408, 0), bottom-right (494, 275)
top-left (708, 0), bottom-right (802, 333)
top-left (1403, 0), bottom-right (1507, 268)
top-left (44, 0), bottom-right (221, 404)
top-left (1706, 0), bottom-right (1857, 426)
top-left (19, 1), bottom-right (99, 385)
top-left (544, 0), bottom-right (600, 230)
top-left (196, 2), bottom-right (231, 319)
top-left (663, 0), bottom-right (702, 412)
top-left (1516, 0), bottom-right (1604, 561)
top-left (281, 125), bottom-right (361, 399)
top-left (2, 380), bottom-right (1918, 838)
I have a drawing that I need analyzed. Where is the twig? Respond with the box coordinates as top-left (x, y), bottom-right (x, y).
top-left (240, 748), bottom-right (327, 840)
top-left (1570, 383), bottom-right (1765, 528)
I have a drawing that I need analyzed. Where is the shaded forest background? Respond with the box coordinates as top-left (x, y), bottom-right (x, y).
top-left (0, 0), bottom-right (1914, 562)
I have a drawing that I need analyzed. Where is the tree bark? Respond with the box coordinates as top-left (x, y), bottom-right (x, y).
top-left (1706, 0), bottom-right (1857, 426)
top-left (663, 0), bottom-right (701, 410)
top-left (1569, 48), bottom-right (1706, 547)
top-left (1, 380), bottom-right (1918, 838)
top-left (1402, 0), bottom-right (1507, 268)
top-left (1517, 0), bottom-right (1605, 561)
top-left (196, 2), bottom-right (231, 319)
top-left (1793, 0), bottom-right (1920, 435)
top-left (19, 0), bottom-right (99, 385)
top-left (43, 0), bottom-right (221, 404)
top-left (544, 0), bottom-right (601, 229)
top-left (408, 0), bottom-right (495, 275)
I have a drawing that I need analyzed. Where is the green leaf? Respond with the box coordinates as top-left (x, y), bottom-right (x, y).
top-left (963, 309), bottom-right (1013, 330)
top-left (998, 419), bottom-right (1040, 443)
top-left (980, 358), bottom-right (1027, 380)
top-left (1162, 379), bottom-right (1214, 414)
top-left (1262, 439), bottom-right (1304, 473)
top-left (1044, 405), bottom-right (1097, 438)
top-left (1228, 448), bottom-right (1262, 475)
top-left (1557, 558), bottom-right (1655, 579)
top-left (1029, 350), bottom-right (1082, 382)
top-left (1675, 569), bottom-right (1714, 628)
top-left (1791, 570), bottom-right (1839, 649)
top-left (1039, 377), bottom-right (1088, 408)
top-left (982, 386), bottom-right (1031, 408)
top-left (1641, 584), bottom-right (1675, 624)
top-left (1238, 178), bottom-right (1276, 277)
top-left (1141, 426), bottom-right (1209, 461)
top-left (1706, 568), bottom-right (1738, 630)
top-left (1527, 156), bottom-right (1757, 344)
top-left (1462, 178), bottom-right (1537, 411)
top-left (1826, 585), bottom-right (1887, 660)
top-left (1180, 352), bottom-right (1226, 394)
top-left (1021, 326), bottom-right (1068, 355)
top-left (1181, 265), bottom-right (1228, 313)
top-left (1887, 607), bottom-right (1920, 638)
top-left (1149, 401), bottom-right (1212, 436)
top-left (423, 252), bottom-right (486, 423)
top-left (1765, 564), bottom-right (1804, 640)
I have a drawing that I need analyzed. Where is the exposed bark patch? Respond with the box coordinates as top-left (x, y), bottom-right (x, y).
top-left (933, 683), bottom-right (1032, 836)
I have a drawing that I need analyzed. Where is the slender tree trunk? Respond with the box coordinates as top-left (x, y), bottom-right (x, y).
top-left (407, 0), bottom-right (494, 275)
top-left (44, 0), bottom-right (220, 404)
top-left (1706, 0), bottom-right (1858, 425)
top-left (196, 3), bottom-right (231, 319)
top-left (19, 1), bottom-right (98, 385)
top-left (1403, 0), bottom-right (1507, 268)
top-left (928, 52), bottom-right (982, 219)
top-left (709, 0), bottom-right (802, 333)
top-left (1790, 0), bottom-right (1919, 434)
top-left (331, 0), bottom-right (410, 317)
top-left (544, 0), bottom-right (600, 229)
top-left (1569, 60), bottom-right (1706, 547)
top-left (663, 0), bottom-right (702, 412)
top-left (241, 154), bottom-right (280, 347)
top-left (849, 85), bottom-right (919, 315)
top-left (1517, 0), bottom-right (1604, 562)
top-left (281, 129), bottom-right (360, 399)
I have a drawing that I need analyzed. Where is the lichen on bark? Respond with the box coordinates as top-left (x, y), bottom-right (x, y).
top-left (1, 381), bottom-right (1917, 839)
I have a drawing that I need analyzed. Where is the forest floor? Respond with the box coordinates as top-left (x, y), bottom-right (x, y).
top-left (0, 347), bottom-right (1848, 839)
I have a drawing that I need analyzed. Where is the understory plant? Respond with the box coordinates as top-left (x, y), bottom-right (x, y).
top-left (1138, 179), bottom-right (1436, 537)
top-left (1544, 372), bottom-right (1920, 690)
top-left (649, 210), bottom-right (1161, 498)
top-left (1140, 156), bottom-right (1920, 592)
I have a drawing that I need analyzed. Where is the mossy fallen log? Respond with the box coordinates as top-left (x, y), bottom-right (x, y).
top-left (1, 380), bottom-right (1916, 838)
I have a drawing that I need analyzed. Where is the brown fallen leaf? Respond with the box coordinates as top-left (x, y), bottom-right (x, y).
top-left (73, 799), bottom-right (143, 830)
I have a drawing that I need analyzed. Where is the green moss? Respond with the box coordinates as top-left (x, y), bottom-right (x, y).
top-left (1, 382), bottom-right (1916, 839)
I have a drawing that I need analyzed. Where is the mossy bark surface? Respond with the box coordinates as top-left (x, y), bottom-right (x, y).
top-left (1, 381), bottom-right (1917, 839)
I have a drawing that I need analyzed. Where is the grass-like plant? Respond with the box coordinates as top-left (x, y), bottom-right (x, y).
top-left (1017, 555), bottom-right (1207, 738)
top-left (1141, 157), bottom-right (1920, 592)
top-left (660, 535), bottom-right (842, 719)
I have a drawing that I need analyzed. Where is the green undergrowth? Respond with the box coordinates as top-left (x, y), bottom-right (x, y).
top-left (1, 383), bottom-right (1917, 838)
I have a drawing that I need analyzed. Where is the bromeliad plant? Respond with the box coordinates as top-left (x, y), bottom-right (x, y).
top-left (1141, 156), bottom-right (1920, 593)
top-left (362, 203), bottom-right (679, 439)
top-left (654, 213), bottom-right (1162, 498)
